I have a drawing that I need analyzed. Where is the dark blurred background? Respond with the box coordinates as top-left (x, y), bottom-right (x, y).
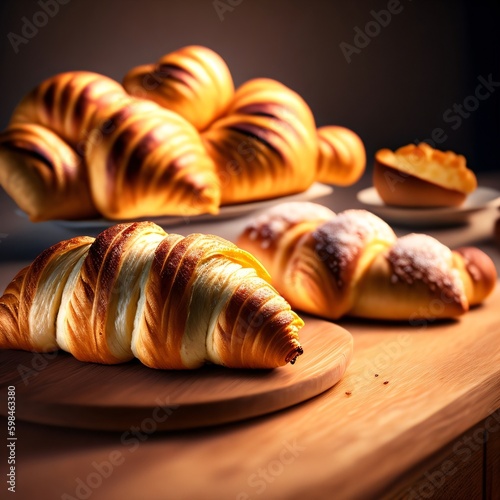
top-left (0, 0), bottom-right (498, 172)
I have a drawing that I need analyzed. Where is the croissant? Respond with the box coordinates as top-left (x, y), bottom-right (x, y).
top-left (316, 126), bottom-right (366, 186)
top-left (0, 222), bottom-right (304, 369)
top-left (9, 71), bottom-right (127, 147)
top-left (124, 47), bottom-right (366, 204)
top-left (84, 99), bottom-right (220, 219)
top-left (0, 123), bottom-right (98, 220)
top-left (237, 202), bottom-right (497, 320)
top-left (3, 71), bottom-right (220, 220)
top-left (0, 45), bottom-right (366, 221)
top-left (201, 78), bottom-right (319, 204)
top-left (123, 45), bottom-right (235, 132)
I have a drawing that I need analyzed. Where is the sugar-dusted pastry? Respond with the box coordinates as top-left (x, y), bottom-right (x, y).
top-left (238, 202), bottom-right (497, 320)
top-left (0, 222), bottom-right (304, 369)
top-left (373, 142), bottom-right (477, 207)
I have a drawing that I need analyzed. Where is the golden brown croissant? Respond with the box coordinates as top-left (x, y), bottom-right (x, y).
top-left (0, 123), bottom-right (98, 220)
top-left (201, 78), bottom-right (319, 204)
top-left (316, 126), bottom-right (366, 186)
top-left (2, 71), bottom-right (220, 220)
top-left (237, 202), bottom-right (497, 320)
top-left (0, 222), bottom-right (304, 369)
top-left (124, 46), bottom-right (366, 203)
top-left (84, 99), bottom-right (220, 219)
top-left (0, 46), bottom-right (366, 220)
top-left (9, 71), bottom-right (127, 148)
top-left (123, 45), bottom-right (235, 132)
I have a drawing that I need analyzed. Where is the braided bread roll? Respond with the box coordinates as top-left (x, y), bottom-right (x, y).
top-left (0, 222), bottom-right (304, 369)
top-left (237, 202), bottom-right (497, 320)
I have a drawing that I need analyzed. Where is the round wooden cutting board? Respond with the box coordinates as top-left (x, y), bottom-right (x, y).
top-left (0, 317), bottom-right (352, 431)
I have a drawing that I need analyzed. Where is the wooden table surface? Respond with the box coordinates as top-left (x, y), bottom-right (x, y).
top-left (1, 174), bottom-right (499, 499)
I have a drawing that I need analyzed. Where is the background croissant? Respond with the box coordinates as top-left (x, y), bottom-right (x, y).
top-left (2, 71), bottom-right (220, 220)
top-left (0, 45), bottom-right (366, 221)
top-left (237, 202), bottom-right (497, 320)
top-left (0, 222), bottom-right (304, 369)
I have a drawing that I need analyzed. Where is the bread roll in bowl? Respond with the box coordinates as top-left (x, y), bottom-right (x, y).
top-left (373, 143), bottom-right (477, 207)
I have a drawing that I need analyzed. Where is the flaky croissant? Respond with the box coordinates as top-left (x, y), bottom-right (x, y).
top-left (0, 123), bottom-right (98, 220)
top-left (237, 202), bottom-right (497, 320)
top-left (84, 98), bottom-right (220, 219)
top-left (202, 78), bottom-right (319, 204)
top-left (123, 44), bottom-right (235, 132)
top-left (0, 46), bottom-right (366, 221)
top-left (125, 46), bottom-right (366, 204)
top-left (4, 71), bottom-right (220, 220)
top-left (0, 222), bottom-right (304, 369)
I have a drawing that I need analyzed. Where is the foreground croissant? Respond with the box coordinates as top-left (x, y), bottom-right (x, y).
top-left (238, 203), bottom-right (497, 320)
top-left (0, 45), bottom-right (365, 221)
top-left (0, 222), bottom-right (304, 369)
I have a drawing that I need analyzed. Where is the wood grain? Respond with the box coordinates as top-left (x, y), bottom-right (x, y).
top-left (383, 419), bottom-right (486, 499)
top-left (486, 411), bottom-right (500, 499)
top-left (3, 283), bottom-right (498, 500)
top-left (0, 318), bottom-right (353, 431)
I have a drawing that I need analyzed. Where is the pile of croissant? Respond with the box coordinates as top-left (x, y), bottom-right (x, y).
top-left (0, 45), bottom-right (366, 221)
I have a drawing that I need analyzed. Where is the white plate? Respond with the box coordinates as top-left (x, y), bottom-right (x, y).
top-left (51, 183), bottom-right (333, 231)
top-left (356, 186), bottom-right (500, 227)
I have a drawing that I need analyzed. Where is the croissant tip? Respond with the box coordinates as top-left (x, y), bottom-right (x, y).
top-left (287, 345), bottom-right (304, 365)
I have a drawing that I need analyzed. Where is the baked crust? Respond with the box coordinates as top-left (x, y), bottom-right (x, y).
top-left (373, 143), bottom-right (477, 207)
top-left (0, 222), bottom-right (304, 369)
top-left (237, 202), bottom-right (497, 320)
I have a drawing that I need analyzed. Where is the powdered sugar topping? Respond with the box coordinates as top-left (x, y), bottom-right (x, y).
top-left (313, 210), bottom-right (396, 288)
top-left (388, 233), bottom-right (465, 303)
top-left (247, 202), bottom-right (335, 249)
